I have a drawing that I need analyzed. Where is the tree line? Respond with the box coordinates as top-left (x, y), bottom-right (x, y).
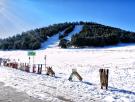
top-left (0, 21), bottom-right (135, 50)
top-left (70, 23), bottom-right (135, 47)
top-left (59, 24), bottom-right (75, 39)
top-left (0, 22), bottom-right (73, 50)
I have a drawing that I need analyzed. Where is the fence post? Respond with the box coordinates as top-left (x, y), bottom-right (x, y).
top-left (37, 64), bottom-right (42, 74)
top-left (22, 63), bottom-right (25, 71)
top-left (0, 58), bottom-right (2, 66)
top-left (33, 64), bottom-right (36, 73)
top-left (68, 69), bottom-right (83, 81)
top-left (99, 69), bottom-right (109, 89)
top-left (12, 63), bottom-right (18, 69)
top-left (44, 55), bottom-right (47, 71)
top-left (25, 63), bottom-right (30, 72)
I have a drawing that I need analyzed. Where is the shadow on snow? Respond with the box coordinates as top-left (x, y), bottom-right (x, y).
top-left (109, 86), bottom-right (135, 95)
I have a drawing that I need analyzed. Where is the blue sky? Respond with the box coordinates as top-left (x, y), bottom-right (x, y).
top-left (41, 0), bottom-right (135, 31)
top-left (0, 0), bottom-right (135, 38)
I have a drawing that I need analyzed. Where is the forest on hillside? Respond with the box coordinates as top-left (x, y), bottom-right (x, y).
top-left (0, 21), bottom-right (135, 50)
top-left (0, 22), bottom-right (74, 50)
top-left (70, 22), bottom-right (135, 47)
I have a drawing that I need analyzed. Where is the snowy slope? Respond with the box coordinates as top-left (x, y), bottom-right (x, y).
top-left (40, 31), bottom-right (64, 49)
top-left (0, 46), bottom-right (135, 101)
top-left (65, 25), bottom-right (83, 41)
top-left (41, 25), bottom-right (83, 49)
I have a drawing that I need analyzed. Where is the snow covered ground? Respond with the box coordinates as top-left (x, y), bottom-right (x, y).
top-left (0, 1), bottom-right (135, 101)
top-left (0, 45), bottom-right (135, 102)
top-left (0, 27), bottom-right (135, 101)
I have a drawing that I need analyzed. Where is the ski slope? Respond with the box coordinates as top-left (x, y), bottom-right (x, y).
top-left (65, 25), bottom-right (83, 41)
top-left (41, 25), bottom-right (83, 49)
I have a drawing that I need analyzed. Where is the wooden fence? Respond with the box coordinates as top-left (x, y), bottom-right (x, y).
top-left (0, 58), bottom-right (110, 90)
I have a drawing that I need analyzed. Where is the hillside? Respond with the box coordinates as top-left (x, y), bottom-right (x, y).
top-left (71, 23), bottom-right (135, 47)
top-left (0, 21), bottom-right (135, 50)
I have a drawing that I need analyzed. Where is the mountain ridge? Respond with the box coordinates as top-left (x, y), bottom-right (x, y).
top-left (0, 21), bottom-right (135, 50)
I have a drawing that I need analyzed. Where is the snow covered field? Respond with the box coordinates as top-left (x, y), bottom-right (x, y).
top-left (0, 25), bottom-right (135, 102)
top-left (0, 0), bottom-right (135, 101)
top-left (0, 45), bottom-right (135, 102)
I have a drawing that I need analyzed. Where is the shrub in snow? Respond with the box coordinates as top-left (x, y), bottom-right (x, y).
top-left (46, 66), bottom-right (55, 77)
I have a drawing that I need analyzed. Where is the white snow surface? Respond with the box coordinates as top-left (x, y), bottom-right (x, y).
top-left (65, 25), bottom-right (83, 41)
top-left (1, 28), bottom-right (135, 101)
top-left (0, 45), bottom-right (135, 102)
top-left (41, 25), bottom-right (83, 49)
